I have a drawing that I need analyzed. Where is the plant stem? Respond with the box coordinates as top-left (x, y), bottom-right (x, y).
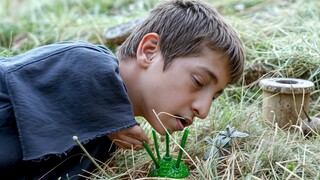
top-left (73, 136), bottom-right (110, 178)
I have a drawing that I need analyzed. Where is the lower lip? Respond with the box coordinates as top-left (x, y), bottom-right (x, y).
top-left (176, 118), bottom-right (184, 131)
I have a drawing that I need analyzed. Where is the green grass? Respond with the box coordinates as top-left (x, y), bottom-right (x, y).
top-left (1, 0), bottom-right (319, 179)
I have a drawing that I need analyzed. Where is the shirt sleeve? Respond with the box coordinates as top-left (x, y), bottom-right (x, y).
top-left (3, 41), bottom-right (138, 161)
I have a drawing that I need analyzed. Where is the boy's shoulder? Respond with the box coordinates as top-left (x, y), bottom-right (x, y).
top-left (2, 41), bottom-right (117, 73)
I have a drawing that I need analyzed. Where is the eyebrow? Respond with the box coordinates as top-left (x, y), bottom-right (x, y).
top-left (200, 66), bottom-right (217, 83)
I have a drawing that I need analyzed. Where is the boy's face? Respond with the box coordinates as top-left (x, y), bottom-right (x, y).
top-left (137, 44), bottom-right (231, 135)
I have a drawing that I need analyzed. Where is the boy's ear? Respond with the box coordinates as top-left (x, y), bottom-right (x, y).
top-left (136, 33), bottom-right (159, 68)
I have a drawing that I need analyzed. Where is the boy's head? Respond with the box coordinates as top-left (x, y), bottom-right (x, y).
top-left (117, 0), bottom-right (245, 84)
top-left (117, 0), bottom-right (245, 135)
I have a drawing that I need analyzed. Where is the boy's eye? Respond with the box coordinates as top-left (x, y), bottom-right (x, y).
top-left (192, 76), bottom-right (204, 87)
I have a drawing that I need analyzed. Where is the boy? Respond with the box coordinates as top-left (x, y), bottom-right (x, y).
top-left (0, 0), bottom-right (244, 179)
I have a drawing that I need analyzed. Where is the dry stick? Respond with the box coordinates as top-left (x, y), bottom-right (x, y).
top-left (291, 87), bottom-right (302, 124)
top-left (275, 162), bottom-right (303, 180)
top-left (302, 105), bottom-right (312, 122)
top-left (302, 145), bottom-right (307, 178)
top-left (252, 130), bottom-right (266, 173)
top-left (72, 136), bottom-right (110, 178)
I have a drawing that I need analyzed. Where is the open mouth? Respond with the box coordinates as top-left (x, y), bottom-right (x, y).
top-left (176, 116), bottom-right (193, 128)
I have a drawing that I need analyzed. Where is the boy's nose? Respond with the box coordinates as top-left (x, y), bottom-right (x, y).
top-left (192, 94), bottom-right (212, 119)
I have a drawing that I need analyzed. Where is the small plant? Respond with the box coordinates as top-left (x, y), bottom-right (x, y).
top-left (203, 125), bottom-right (249, 160)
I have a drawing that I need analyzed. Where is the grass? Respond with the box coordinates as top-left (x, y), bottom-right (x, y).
top-left (1, 0), bottom-right (319, 179)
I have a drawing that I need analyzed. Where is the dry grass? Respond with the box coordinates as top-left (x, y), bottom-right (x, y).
top-left (1, 0), bottom-right (319, 179)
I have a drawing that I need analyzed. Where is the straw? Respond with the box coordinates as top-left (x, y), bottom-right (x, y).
top-left (73, 136), bottom-right (110, 178)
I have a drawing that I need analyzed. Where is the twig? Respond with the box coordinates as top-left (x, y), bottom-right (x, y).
top-left (73, 136), bottom-right (110, 178)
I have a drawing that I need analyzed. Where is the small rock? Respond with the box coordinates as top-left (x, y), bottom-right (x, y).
top-left (301, 117), bottom-right (320, 136)
top-left (105, 18), bottom-right (144, 46)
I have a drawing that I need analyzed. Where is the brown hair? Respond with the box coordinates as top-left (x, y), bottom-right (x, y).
top-left (117, 0), bottom-right (245, 84)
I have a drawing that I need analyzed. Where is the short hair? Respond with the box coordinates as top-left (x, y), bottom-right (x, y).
top-left (117, 0), bottom-right (245, 84)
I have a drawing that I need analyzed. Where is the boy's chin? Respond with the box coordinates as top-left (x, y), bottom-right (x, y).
top-left (152, 125), bottom-right (171, 136)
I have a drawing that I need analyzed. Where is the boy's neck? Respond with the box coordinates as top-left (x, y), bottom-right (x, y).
top-left (119, 58), bottom-right (143, 116)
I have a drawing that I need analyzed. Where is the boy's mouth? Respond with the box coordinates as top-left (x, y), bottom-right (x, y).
top-left (176, 115), bottom-right (193, 130)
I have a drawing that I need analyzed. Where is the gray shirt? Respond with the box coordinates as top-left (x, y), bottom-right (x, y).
top-left (0, 41), bottom-right (137, 178)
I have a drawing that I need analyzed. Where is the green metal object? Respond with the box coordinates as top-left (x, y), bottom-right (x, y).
top-left (143, 128), bottom-right (190, 179)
